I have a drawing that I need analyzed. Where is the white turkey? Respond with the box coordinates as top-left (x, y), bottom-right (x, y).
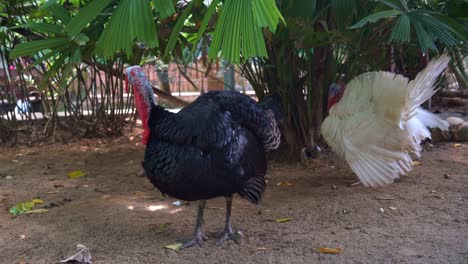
top-left (321, 54), bottom-right (450, 187)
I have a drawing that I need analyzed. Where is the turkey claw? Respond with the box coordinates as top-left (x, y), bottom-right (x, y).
top-left (180, 235), bottom-right (207, 249)
top-left (216, 230), bottom-right (242, 245)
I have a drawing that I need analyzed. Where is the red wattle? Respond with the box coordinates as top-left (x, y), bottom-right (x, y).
top-left (133, 86), bottom-right (151, 145)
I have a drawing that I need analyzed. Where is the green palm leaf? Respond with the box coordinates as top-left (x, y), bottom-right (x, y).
top-left (349, 10), bottom-right (401, 29)
top-left (332, 0), bottom-right (357, 29)
top-left (152, 0), bottom-right (176, 19)
top-left (388, 14), bottom-right (410, 43)
top-left (39, 53), bottom-right (68, 89)
top-left (11, 23), bottom-right (64, 35)
top-left (252, 0), bottom-right (285, 31)
top-left (97, 0), bottom-right (158, 57)
top-left (377, 0), bottom-right (404, 11)
top-left (40, 2), bottom-right (70, 24)
top-left (412, 20), bottom-right (436, 51)
top-left (190, 0), bottom-right (221, 55)
top-left (11, 38), bottom-right (69, 58)
top-left (164, 0), bottom-right (195, 59)
top-left (209, 0), bottom-right (282, 64)
top-left (65, 0), bottom-right (113, 37)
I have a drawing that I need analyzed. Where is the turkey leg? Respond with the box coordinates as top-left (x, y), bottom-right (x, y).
top-left (216, 195), bottom-right (242, 245)
top-left (181, 200), bottom-right (207, 249)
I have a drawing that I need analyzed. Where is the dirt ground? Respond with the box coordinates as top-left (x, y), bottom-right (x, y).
top-left (0, 135), bottom-right (467, 264)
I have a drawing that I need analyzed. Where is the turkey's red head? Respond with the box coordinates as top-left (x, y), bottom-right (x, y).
top-left (327, 81), bottom-right (346, 112)
top-left (125, 66), bottom-right (155, 145)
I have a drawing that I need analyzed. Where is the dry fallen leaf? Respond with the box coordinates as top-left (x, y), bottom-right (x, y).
top-left (412, 161), bottom-right (422, 166)
top-left (453, 144), bottom-right (461, 147)
top-left (60, 244), bottom-right (92, 264)
top-left (275, 217), bottom-right (293, 223)
top-left (276, 181), bottom-right (293, 186)
top-left (25, 209), bottom-right (49, 214)
top-left (67, 170), bottom-right (86, 179)
top-left (31, 199), bottom-right (44, 204)
top-left (206, 206), bottom-right (223, 210)
top-left (318, 247), bottom-right (342, 254)
top-left (45, 191), bottom-right (61, 194)
top-left (164, 243), bottom-right (183, 251)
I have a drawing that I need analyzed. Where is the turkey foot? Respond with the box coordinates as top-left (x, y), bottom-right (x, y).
top-left (180, 200), bottom-right (207, 249)
top-left (216, 230), bottom-right (242, 245)
top-left (180, 233), bottom-right (208, 249)
top-left (216, 196), bottom-right (242, 245)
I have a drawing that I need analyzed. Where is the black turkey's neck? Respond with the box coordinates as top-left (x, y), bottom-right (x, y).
top-left (147, 104), bottom-right (173, 129)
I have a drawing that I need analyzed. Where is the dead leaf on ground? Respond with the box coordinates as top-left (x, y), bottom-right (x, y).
top-left (275, 217), bottom-right (293, 223)
top-left (276, 181), bottom-right (293, 186)
top-left (453, 144), bottom-right (461, 147)
top-left (164, 243), bottom-right (183, 251)
top-left (31, 199), bottom-right (44, 204)
top-left (25, 209), bottom-right (49, 214)
top-left (206, 206), bottom-right (223, 210)
top-left (67, 170), bottom-right (86, 179)
top-left (412, 161), bottom-right (422, 166)
top-left (60, 244), bottom-right (92, 264)
top-left (45, 191), bottom-right (60, 194)
top-left (348, 182), bottom-right (362, 187)
top-left (317, 247), bottom-right (342, 254)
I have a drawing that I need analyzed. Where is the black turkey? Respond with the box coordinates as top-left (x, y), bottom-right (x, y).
top-left (125, 66), bottom-right (281, 248)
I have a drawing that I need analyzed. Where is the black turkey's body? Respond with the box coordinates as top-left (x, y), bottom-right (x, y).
top-left (127, 64), bottom-right (281, 248)
top-left (142, 91), bottom-right (278, 204)
top-left (144, 127), bottom-right (266, 201)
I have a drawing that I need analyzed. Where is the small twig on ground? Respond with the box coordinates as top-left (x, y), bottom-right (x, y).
top-left (375, 197), bottom-right (395, 200)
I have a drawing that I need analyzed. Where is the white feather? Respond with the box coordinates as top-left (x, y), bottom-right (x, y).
top-left (322, 54), bottom-right (450, 187)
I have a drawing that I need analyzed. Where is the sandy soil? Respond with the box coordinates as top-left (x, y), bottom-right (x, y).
top-left (0, 136), bottom-right (467, 264)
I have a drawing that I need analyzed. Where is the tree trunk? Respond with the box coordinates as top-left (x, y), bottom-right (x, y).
top-left (310, 46), bottom-right (328, 146)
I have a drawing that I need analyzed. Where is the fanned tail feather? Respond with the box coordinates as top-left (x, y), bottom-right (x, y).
top-left (404, 54), bottom-right (450, 155)
top-left (407, 53), bottom-right (450, 114)
top-left (415, 108), bottom-right (449, 131)
top-left (405, 108), bottom-right (449, 156)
